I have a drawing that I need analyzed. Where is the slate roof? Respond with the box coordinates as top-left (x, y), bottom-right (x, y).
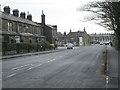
top-left (46, 24), bottom-right (57, 30)
top-left (0, 11), bottom-right (40, 26)
top-left (90, 34), bottom-right (112, 37)
top-left (67, 31), bottom-right (83, 37)
top-left (57, 32), bottom-right (64, 37)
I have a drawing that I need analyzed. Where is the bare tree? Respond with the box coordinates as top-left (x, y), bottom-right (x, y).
top-left (79, 0), bottom-right (120, 50)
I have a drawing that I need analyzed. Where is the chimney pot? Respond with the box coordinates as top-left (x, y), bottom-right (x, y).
top-left (20, 12), bottom-right (26, 18)
top-left (13, 9), bottom-right (19, 17)
top-left (27, 14), bottom-right (32, 21)
top-left (4, 6), bottom-right (10, 14)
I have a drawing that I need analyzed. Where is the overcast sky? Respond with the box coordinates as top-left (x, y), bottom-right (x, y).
top-left (1, 0), bottom-right (114, 34)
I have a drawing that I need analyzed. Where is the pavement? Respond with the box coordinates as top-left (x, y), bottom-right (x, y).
top-left (106, 46), bottom-right (119, 88)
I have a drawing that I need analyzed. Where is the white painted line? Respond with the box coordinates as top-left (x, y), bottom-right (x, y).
top-left (27, 67), bottom-right (33, 70)
top-left (47, 59), bottom-right (56, 62)
top-left (106, 76), bottom-right (109, 84)
top-left (27, 64), bottom-right (42, 70)
top-left (12, 64), bottom-right (31, 70)
top-left (50, 60), bottom-right (53, 62)
top-left (7, 73), bottom-right (16, 78)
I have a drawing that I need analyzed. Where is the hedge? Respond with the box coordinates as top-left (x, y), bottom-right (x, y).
top-left (2, 40), bottom-right (57, 55)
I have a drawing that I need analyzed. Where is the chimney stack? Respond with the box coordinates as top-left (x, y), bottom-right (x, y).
top-left (13, 9), bottom-right (19, 17)
top-left (41, 10), bottom-right (45, 25)
top-left (20, 12), bottom-right (26, 18)
top-left (4, 6), bottom-right (10, 14)
top-left (27, 14), bottom-right (32, 21)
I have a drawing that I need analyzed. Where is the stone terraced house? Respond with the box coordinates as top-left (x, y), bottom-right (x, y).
top-left (0, 6), bottom-right (57, 45)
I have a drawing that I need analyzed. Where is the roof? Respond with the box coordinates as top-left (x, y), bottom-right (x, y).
top-left (0, 11), bottom-right (40, 26)
top-left (67, 31), bottom-right (83, 37)
top-left (46, 24), bottom-right (57, 30)
top-left (57, 32), bottom-right (64, 37)
top-left (90, 34), bottom-right (112, 37)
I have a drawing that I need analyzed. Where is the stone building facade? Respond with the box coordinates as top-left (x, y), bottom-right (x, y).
top-left (57, 32), bottom-right (66, 46)
top-left (90, 33), bottom-right (113, 44)
top-left (0, 6), bottom-right (57, 45)
top-left (66, 28), bottom-right (91, 46)
top-left (39, 11), bottom-right (57, 44)
top-left (57, 28), bottom-right (91, 46)
top-left (0, 6), bottom-right (45, 45)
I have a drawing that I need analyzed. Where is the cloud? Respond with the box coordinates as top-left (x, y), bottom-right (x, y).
top-left (2, 0), bottom-right (113, 34)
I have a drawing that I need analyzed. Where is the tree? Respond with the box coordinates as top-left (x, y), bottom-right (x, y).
top-left (79, 0), bottom-right (120, 51)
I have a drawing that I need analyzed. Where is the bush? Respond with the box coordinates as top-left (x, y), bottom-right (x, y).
top-left (29, 43), bottom-right (38, 51)
top-left (2, 40), bottom-right (55, 55)
top-left (18, 43), bottom-right (28, 50)
top-left (50, 44), bottom-right (55, 50)
top-left (2, 42), bottom-right (16, 55)
top-left (2, 42), bottom-right (16, 51)
top-left (49, 44), bottom-right (58, 50)
top-left (38, 40), bottom-right (50, 51)
top-left (54, 44), bottom-right (58, 48)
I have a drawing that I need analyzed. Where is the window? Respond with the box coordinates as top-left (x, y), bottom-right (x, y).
top-left (29, 40), bottom-right (32, 43)
top-left (18, 24), bottom-right (20, 33)
top-left (18, 24), bottom-right (22, 33)
top-left (11, 39), bottom-right (14, 43)
top-left (8, 22), bottom-right (13, 31)
top-left (25, 25), bottom-right (29, 33)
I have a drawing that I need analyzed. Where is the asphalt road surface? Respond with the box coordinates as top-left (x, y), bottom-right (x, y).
top-left (2, 45), bottom-right (107, 88)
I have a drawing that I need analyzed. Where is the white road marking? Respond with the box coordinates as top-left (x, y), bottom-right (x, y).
top-left (27, 64), bottom-right (42, 70)
top-left (12, 64), bottom-right (31, 70)
top-left (27, 67), bottom-right (33, 70)
top-left (47, 59), bottom-right (55, 62)
top-left (106, 76), bottom-right (109, 84)
top-left (7, 73), bottom-right (16, 78)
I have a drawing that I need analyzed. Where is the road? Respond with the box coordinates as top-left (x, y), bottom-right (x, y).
top-left (2, 45), bottom-right (107, 88)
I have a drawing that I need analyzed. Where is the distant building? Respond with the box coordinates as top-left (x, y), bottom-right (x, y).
top-left (57, 28), bottom-right (91, 46)
top-left (90, 33), bottom-right (113, 44)
top-left (57, 32), bottom-right (66, 46)
top-left (66, 28), bottom-right (91, 46)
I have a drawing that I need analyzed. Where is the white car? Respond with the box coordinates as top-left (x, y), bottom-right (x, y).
top-left (66, 43), bottom-right (73, 49)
